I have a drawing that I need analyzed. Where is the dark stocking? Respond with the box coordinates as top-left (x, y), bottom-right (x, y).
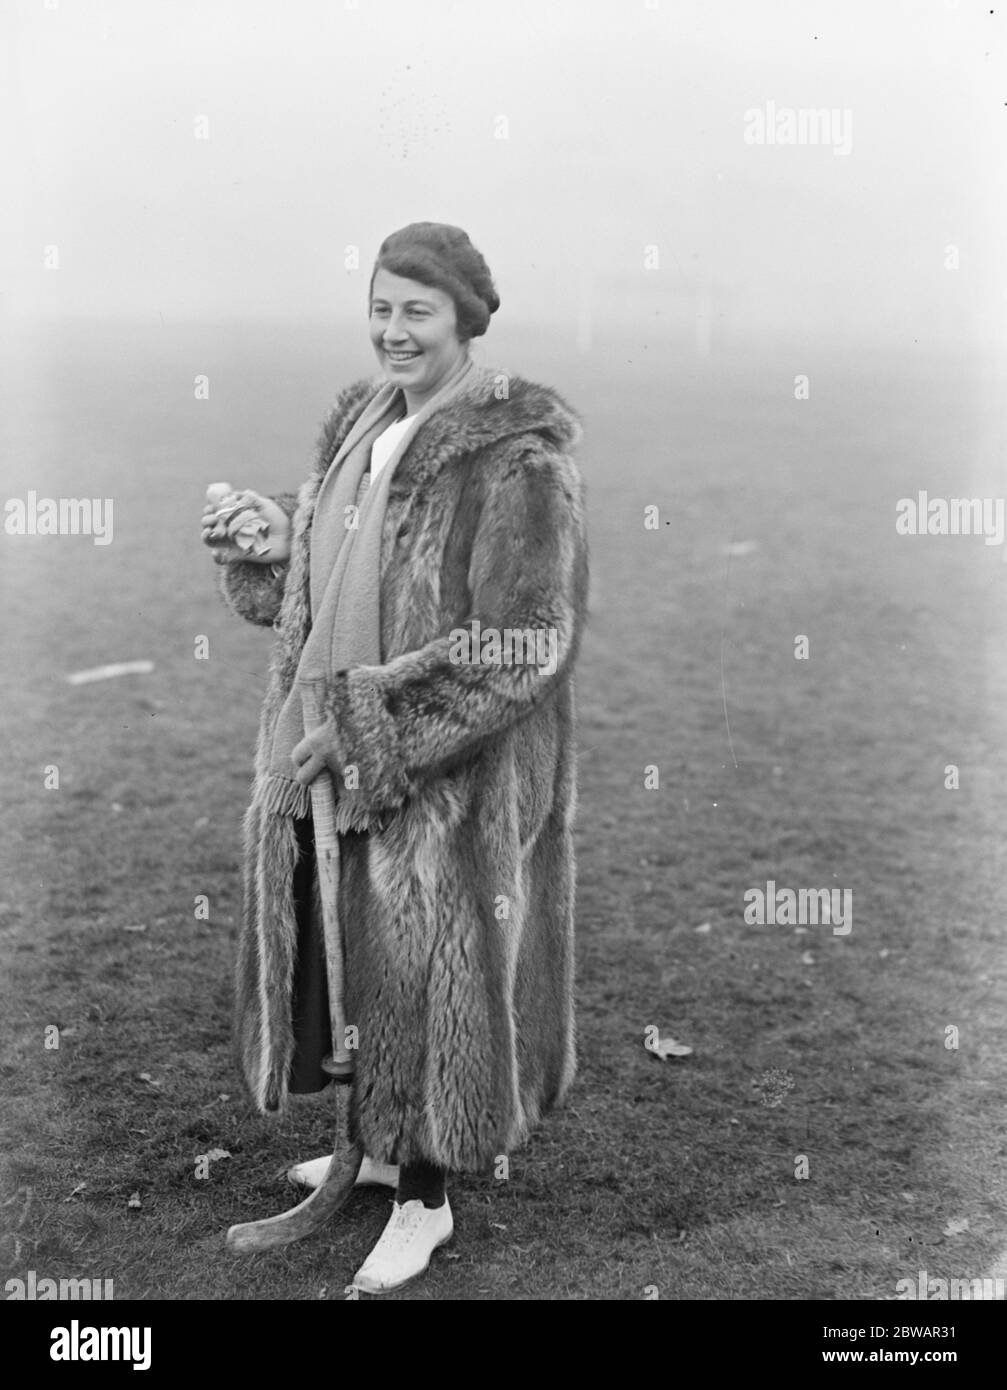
top-left (396, 1159), bottom-right (447, 1209)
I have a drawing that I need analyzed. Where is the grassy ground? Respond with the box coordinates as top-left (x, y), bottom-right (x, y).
top-left (2, 320), bottom-right (1005, 1299)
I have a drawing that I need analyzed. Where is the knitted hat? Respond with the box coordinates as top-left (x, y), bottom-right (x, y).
top-left (370, 222), bottom-right (500, 340)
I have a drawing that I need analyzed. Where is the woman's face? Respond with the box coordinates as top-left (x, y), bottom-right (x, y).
top-left (369, 269), bottom-right (467, 409)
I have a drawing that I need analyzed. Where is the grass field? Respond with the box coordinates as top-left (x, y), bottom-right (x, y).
top-left (2, 318), bottom-right (1005, 1300)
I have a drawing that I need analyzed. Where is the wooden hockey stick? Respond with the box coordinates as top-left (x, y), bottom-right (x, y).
top-left (225, 683), bottom-right (361, 1252)
top-left (301, 682), bottom-right (356, 1082)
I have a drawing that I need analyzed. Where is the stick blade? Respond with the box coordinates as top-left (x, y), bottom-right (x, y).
top-left (226, 1097), bottom-right (362, 1253)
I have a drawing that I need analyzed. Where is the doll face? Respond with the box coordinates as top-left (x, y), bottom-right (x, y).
top-left (369, 269), bottom-right (468, 410)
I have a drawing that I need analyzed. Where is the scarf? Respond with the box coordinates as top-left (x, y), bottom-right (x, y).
top-left (260, 352), bottom-right (479, 820)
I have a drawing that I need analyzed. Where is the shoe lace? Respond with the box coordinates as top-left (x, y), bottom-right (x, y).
top-left (377, 1202), bottom-right (430, 1252)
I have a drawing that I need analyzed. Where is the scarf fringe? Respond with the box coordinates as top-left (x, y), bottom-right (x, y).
top-left (260, 774), bottom-right (312, 820)
top-left (258, 772), bottom-right (389, 834)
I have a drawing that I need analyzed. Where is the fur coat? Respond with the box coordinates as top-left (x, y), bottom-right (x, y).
top-left (217, 366), bottom-right (589, 1172)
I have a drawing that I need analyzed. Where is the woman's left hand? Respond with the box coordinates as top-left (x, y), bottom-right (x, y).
top-left (291, 723), bottom-right (339, 787)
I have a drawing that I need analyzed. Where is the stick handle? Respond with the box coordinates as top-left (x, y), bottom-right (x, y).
top-left (302, 683), bottom-right (354, 1076)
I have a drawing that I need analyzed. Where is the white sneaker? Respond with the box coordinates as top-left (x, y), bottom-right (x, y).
top-left (352, 1197), bottom-right (454, 1294)
top-left (287, 1154), bottom-right (399, 1191)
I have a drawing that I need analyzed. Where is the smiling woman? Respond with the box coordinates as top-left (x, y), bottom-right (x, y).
top-left (367, 222), bottom-right (502, 416)
top-left (369, 278), bottom-right (461, 411)
top-left (203, 221), bottom-right (589, 1296)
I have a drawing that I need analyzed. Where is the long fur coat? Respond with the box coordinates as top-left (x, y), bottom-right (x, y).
top-left (217, 366), bottom-right (589, 1172)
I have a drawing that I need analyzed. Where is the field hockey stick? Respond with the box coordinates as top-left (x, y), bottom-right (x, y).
top-left (301, 680), bottom-right (355, 1079)
top-left (224, 684), bottom-right (361, 1251)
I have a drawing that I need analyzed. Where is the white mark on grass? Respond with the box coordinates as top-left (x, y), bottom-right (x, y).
top-left (66, 661), bottom-right (154, 685)
top-left (644, 1025), bottom-right (693, 1059)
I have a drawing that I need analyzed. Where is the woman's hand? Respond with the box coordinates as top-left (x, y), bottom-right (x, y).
top-left (291, 722), bottom-right (340, 788)
top-left (201, 483), bottom-right (292, 565)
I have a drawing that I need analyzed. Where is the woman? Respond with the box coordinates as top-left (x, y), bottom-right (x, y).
top-left (202, 222), bottom-right (589, 1294)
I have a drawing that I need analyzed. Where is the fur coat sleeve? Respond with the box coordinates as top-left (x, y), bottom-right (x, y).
top-left (213, 377), bottom-right (380, 626)
top-left (214, 491), bottom-right (300, 627)
top-left (318, 436), bottom-right (587, 821)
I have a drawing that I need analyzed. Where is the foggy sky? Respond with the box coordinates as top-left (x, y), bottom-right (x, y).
top-left (3, 0), bottom-right (1004, 353)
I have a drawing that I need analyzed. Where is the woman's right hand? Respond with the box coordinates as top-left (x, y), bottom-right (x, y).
top-left (201, 483), bottom-right (292, 565)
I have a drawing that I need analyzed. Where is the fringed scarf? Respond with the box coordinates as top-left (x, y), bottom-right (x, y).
top-left (259, 352), bottom-right (479, 819)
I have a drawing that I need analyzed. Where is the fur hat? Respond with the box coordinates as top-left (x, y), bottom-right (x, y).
top-left (370, 222), bottom-right (500, 340)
